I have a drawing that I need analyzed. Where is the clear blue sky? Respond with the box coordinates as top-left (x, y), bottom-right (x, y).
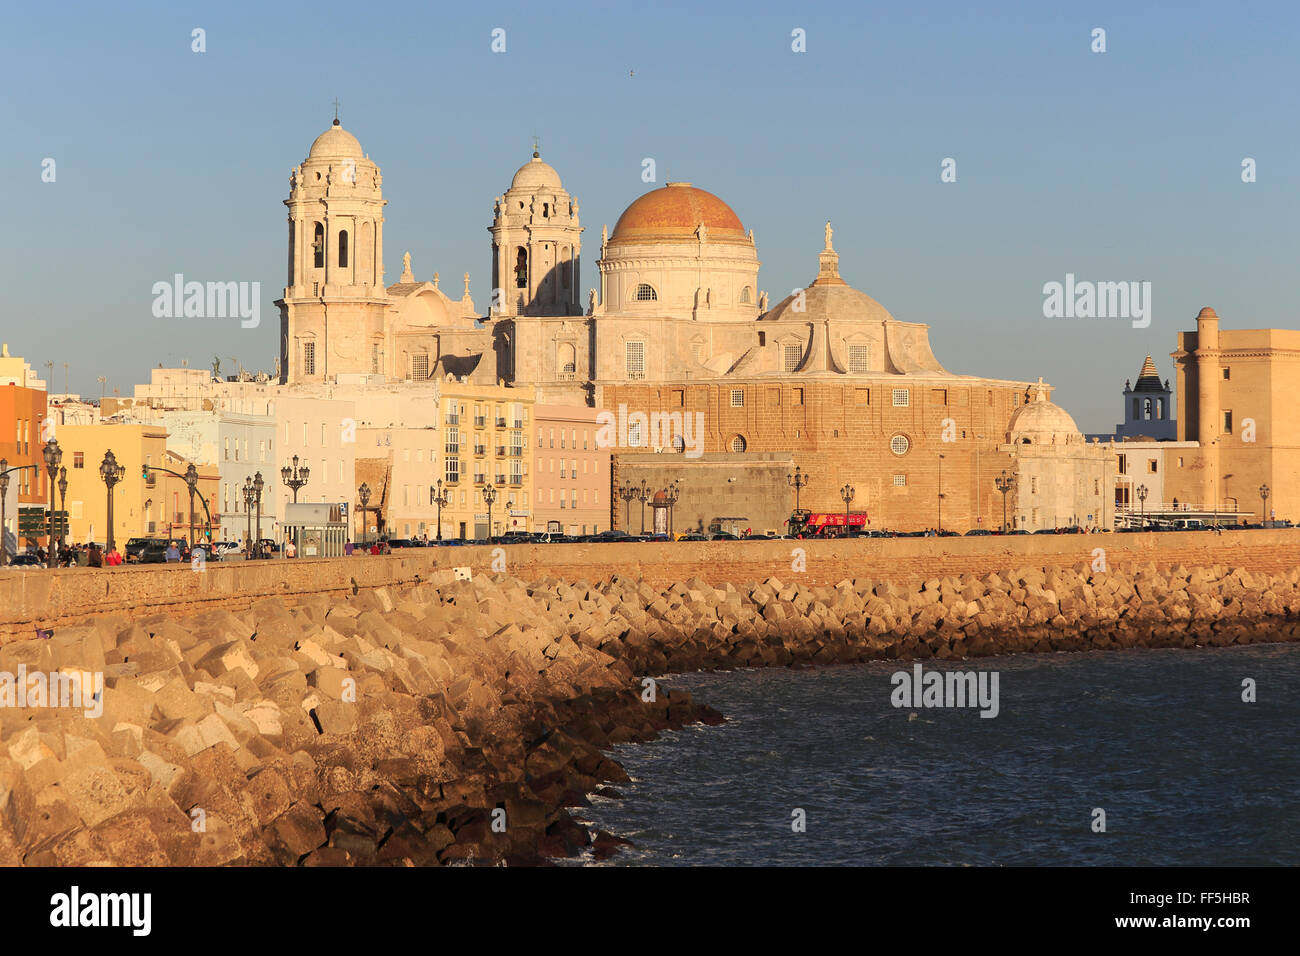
top-left (3, 0), bottom-right (1297, 432)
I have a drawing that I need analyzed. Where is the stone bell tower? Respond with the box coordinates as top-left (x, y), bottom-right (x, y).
top-left (277, 118), bottom-right (390, 383)
top-left (488, 147), bottom-right (583, 318)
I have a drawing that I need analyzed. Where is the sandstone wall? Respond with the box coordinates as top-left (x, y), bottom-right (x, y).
top-left (4, 529), bottom-right (1299, 642)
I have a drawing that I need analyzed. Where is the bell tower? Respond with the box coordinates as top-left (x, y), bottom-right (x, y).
top-left (488, 147), bottom-right (583, 317)
top-left (277, 118), bottom-right (390, 383)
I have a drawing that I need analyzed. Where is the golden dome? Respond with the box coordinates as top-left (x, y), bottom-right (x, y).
top-left (609, 183), bottom-right (747, 244)
top-left (309, 120), bottom-right (364, 159)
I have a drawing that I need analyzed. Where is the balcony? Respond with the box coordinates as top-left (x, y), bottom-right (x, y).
top-left (509, 477), bottom-right (523, 486)
top-left (473, 444), bottom-right (486, 456)
top-left (513, 419), bottom-right (523, 428)
top-left (473, 473), bottom-right (486, 484)
top-left (495, 417), bottom-right (507, 428)
top-left (445, 415), bottom-right (460, 426)
top-left (474, 415), bottom-right (486, 427)
top-left (496, 446), bottom-right (507, 457)
top-left (495, 474), bottom-right (507, 485)
top-left (509, 447), bottom-right (522, 458)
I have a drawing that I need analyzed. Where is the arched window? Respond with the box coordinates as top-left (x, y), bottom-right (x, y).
top-left (1144, 398), bottom-right (1152, 419)
top-left (557, 342), bottom-right (576, 374)
top-left (1132, 398), bottom-right (1140, 419)
top-left (740, 286), bottom-right (752, 304)
top-left (515, 247), bottom-right (528, 289)
top-left (731, 435), bottom-right (747, 453)
top-left (635, 283), bottom-right (657, 301)
top-left (542, 202), bottom-right (550, 218)
top-left (313, 223), bottom-right (324, 269)
top-left (338, 230), bottom-right (349, 269)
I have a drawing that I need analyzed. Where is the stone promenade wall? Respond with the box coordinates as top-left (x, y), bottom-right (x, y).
top-left (3, 530), bottom-right (1299, 643)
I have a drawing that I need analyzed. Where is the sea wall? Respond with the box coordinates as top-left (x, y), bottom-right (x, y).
top-left (4, 529), bottom-right (1300, 642)
top-left (1, 555), bottom-right (1299, 865)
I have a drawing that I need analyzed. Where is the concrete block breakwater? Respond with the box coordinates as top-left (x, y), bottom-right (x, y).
top-left (0, 558), bottom-right (1297, 865)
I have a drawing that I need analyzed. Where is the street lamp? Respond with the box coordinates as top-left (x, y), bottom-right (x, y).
top-left (1136, 483), bottom-right (1148, 528)
top-left (663, 480), bottom-right (681, 536)
top-left (281, 455), bottom-right (310, 503)
top-left (242, 476), bottom-right (255, 557)
top-left (995, 470), bottom-right (1014, 533)
top-left (0, 457), bottom-right (8, 567)
top-left (788, 466), bottom-right (810, 514)
top-left (1260, 484), bottom-right (1271, 528)
top-left (637, 480), bottom-right (650, 534)
top-left (99, 450), bottom-right (126, 553)
top-left (483, 482), bottom-right (498, 539)
top-left (42, 438), bottom-right (62, 568)
top-left (253, 471), bottom-right (264, 551)
top-left (619, 482), bottom-right (637, 531)
top-left (937, 453), bottom-right (945, 534)
top-left (184, 461), bottom-right (201, 550)
top-left (430, 479), bottom-right (449, 540)
top-left (840, 483), bottom-right (855, 537)
top-left (358, 482), bottom-right (372, 546)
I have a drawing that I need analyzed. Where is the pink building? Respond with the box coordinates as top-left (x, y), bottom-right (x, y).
top-left (533, 403), bottom-right (607, 534)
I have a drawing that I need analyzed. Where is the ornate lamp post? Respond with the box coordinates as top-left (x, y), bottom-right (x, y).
top-left (483, 482), bottom-right (498, 539)
top-left (0, 458), bottom-right (8, 567)
top-left (358, 482), bottom-right (372, 546)
top-left (995, 469), bottom-right (1014, 533)
top-left (99, 450), bottom-right (126, 553)
top-left (619, 482), bottom-right (637, 531)
top-left (937, 453), bottom-right (945, 534)
top-left (57, 467), bottom-right (68, 553)
top-left (637, 479), bottom-right (650, 534)
top-left (252, 471), bottom-right (265, 551)
top-left (1136, 483), bottom-right (1148, 528)
top-left (42, 438), bottom-right (62, 568)
top-left (840, 483), bottom-right (855, 537)
top-left (1260, 484), bottom-right (1270, 528)
top-left (430, 479), bottom-right (449, 540)
top-left (242, 476), bottom-right (255, 557)
top-left (281, 455), bottom-right (310, 503)
top-left (663, 480), bottom-right (681, 536)
top-left (788, 466), bottom-right (810, 533)
top-left (184, 462), bottom-right (201, 549)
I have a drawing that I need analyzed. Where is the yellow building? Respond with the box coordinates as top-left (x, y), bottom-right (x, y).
top-left (437, 381), bottom-right (534, 539)
top-left (56, 425), bottom-right (218, 546)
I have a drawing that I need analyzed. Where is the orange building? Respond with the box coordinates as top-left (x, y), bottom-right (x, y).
top-left (0, 345), bottom-right (50, 553)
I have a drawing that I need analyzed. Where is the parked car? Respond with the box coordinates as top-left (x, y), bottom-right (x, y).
top-left (124, 537), bottom-right (167, 563)
top-left (137, 540), bottom-right (171, 564)
top-left (6, 553), bottom-right (44, 568)
top-left (965, 529), bottom-right (994, 536)
top-left (386, 538), bottom-right (417, 550)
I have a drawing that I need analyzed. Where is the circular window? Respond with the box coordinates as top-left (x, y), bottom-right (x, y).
top-left (890, 435), bottom-right (910, 456)
top-left (731, 435), bottom-right (747, 453)
top-left (672, 435), bottom-right (686, 453)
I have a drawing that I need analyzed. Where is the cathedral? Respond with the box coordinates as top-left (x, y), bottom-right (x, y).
top-left (277, 120), bottom-right (1113, 532)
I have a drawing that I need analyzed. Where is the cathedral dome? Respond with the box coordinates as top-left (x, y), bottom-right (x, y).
top-left (1008, 384), bottom-right (1082, 445)
top-left (511, 153), bottom-right (562, 191)
top-left (609, 183), bottom-right (747, 244)
top-left (309, 120), bottom-right (364, 159)
top-left (763, 283), bottom-right (895, 324)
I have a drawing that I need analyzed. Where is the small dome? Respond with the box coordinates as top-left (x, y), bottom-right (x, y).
top-left (309, 120), bottom-right (364, 159)
top-left (1197, 306), bottom-right (1218, 320)
top-left (1008, 384), bottom-right (1082, 445)
top-left (610, 183), bottom-right (747, 244)
top-left (511, 153), bottom-right (562, 191)
top-left (764, 283), bottom-right (894, 324)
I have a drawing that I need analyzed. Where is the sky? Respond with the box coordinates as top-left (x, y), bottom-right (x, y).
top-left (2, 0), bottom-right (1298, 432)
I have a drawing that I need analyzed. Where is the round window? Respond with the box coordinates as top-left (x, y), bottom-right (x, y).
top-left (890, 435), bottom-right (910, 456)
top-left (731, 435), bottom-right (747, 453)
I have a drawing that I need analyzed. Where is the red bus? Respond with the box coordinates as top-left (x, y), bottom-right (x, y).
top-left (793, 512), bottom-right (868, 536)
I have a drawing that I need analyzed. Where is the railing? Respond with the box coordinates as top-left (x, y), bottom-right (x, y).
top-left (474, 415), bottom-right (486, 427)
top-left (509, 477), bottom-right (522, 486)
top-left (496, 446), bottom-right (507, 457)
top-left (473, 445), bottom-right (486, 456)
top-left (473, 474), bottom-right (486, 484)
top-left (495, 474), bottom-right (507, 485)
top-left (495, 417), bottom-right (507, 428)
top-left (509, 447), bottom-right (522, 457)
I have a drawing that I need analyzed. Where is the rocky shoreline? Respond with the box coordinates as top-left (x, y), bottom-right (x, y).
top-left (1, 560), bottom-right (1297, 865)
